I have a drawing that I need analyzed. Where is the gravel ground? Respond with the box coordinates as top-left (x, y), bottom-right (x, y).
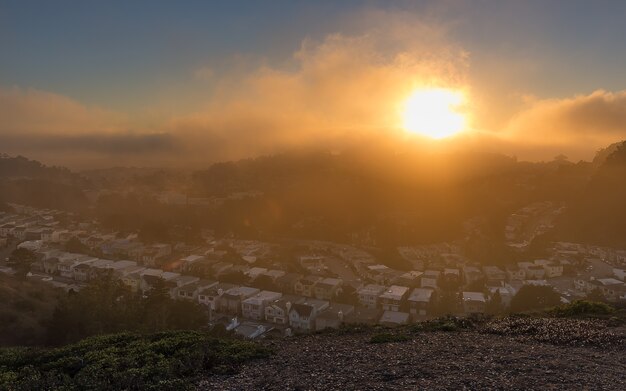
top-left (199, 318), bottom-right (626, 390)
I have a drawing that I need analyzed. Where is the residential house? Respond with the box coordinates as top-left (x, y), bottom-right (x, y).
top-left (614, 268), bottom-right (626, 282)
top-left (72, 261), bottom-right (95, 282)
top-left (289, 299), bottom-right (329, 331)
top-left (442, 268), bottom-right (461, 286)
top-left (168, 275), bottom-right (200, 298)
top-left (198, 282), bottom-right (237, 309)
top-left (394, 271), bottom-right (423, 287)
top-left (211, 262), bottom-right (234, 277)
top-left (173, 255), bottom-right (206, 272)
top-left (506, 267), bottom-right (526, 281)
top-left (525, 266), bottom-right (546, 280)
top-left (0, 224), bottom-right (15, 237)
top-left (275, 273), bottom-right (303, 294)
top-left (357, 284), bottom-right (386, 309)
top-left (43, 257), bottom-right (60, 275)
top-left (57, 254), bottom-right (93, 278)
top-left (407, 288), bottom-right (434, 319)
top-left (264, 295), bottom-right (305, 324)
top-left (245, 267), bottom-right (268, 280)
top-left (344, 307), bottom-right (381, 325)
top-left (488, 285), bottom-right (515, 307)
top-left (379, 285), bottom-right (409, 312)
top-left (234, 323), bottom-right (269, 340)
top-left (109, 261), bottom-right (140, 277)
top-left (315, 303), bottom-right (355, 331)
top-left (262, 269), bottom-right (286, 281)
top-left (314, 278), bottom-right (343, 300)
top-left (462, 291), bottom-right (487, 314)
top-left (463, 266), bottom-right (484, 286)
top-left (541, 262), bottom-right (563, 278)
top-left (589, 278), bottom-right (626, 302)
top-left (242, 290), bottom-right (283, 320)
top-left (294, 276), bottom-right (322, 297)
top-left (176, 280), bottom-right (217, 301)
top-left (421, 270), bottom-right (440, 289)
top-left (141, 243), bottom-right (172, 267)
top-left (121, 272), bottom-right (143, 292)
top-left (379, 310), bottom-right (410, 326)
top-left (40, 229), bottom-right (54, 242)
top-left (218, 286), bottom-right (260, 315)
top-left (483, 266), bottom-right (506, 282)
top-left (299, 255), bottom-right (326, 271)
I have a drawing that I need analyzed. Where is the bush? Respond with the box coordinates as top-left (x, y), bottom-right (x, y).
top-left (411, 316), bottom-right (476, 332)
top-left (0, 331), bottom-right (271, 390)
top-left (369, 333), bottom-right (410, 344)
top-left (549, 300), bottom-right (615, 318)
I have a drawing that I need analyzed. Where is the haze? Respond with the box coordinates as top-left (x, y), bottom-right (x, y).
top-left (2, 1), bottom-right (626, 168)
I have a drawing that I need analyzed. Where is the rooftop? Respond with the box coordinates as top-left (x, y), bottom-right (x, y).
top-left (379, 285), bottom-right (409, 300)
top-left (463, 292), bottom-right (487, 302)
top-left (407, 288), bottom-right (434, 303)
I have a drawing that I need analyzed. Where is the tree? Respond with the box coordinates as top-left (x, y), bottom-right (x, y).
top-left (586, 288), bottom-right (607, 303)
top-left (486, 290), bottom-right (504, 314)
top-left (250, 274), bottom-right (279, 291)
top-left (219, 270), bottom-right (248, 285)
top-left (334, 285), bottom-right (357, 305)
top-left (64, 237), bottom-right (90, 254)
top-left (509, 285), bottom-right (562, 313)
top-left (435, 290), bottom-right (462, 315)
top-left (8, 248), bottom-right (37, 277)
top-left (465, 277), bottom-right (487, 292)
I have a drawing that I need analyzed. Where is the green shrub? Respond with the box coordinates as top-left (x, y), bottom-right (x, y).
top-left (0, 331), bottom-right (271, 390)
top-left (549, 300), bottom-right (615, 317)
top-left (412, 316), bottom-right (475, 332)
top-left (369, 333), bottom-right (410, 344)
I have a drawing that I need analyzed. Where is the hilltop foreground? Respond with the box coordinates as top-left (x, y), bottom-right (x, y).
top-left (202, 317), bottom-right (625, 391)
top-left (1, 316), bottom-right (624, 390)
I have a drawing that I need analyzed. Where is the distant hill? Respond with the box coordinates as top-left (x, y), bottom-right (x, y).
top-left (186, 147), bottom-right (595, 246)
top-left (0, 154), bottom-right (89, 210)
top-left (556, 140), bottom-right (626, 247)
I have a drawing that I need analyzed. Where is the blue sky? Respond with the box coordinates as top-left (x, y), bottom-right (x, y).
top-left (2, 0), bottom-right (626, 109)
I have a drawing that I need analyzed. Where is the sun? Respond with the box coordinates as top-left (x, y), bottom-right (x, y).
top-left (401, 88), bottom-right (467, 139)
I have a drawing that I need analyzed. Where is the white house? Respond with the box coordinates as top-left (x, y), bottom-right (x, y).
top-left (379, 285), bottom-right (409, 312)
top-left (241, 290), bottom-right (283, 320)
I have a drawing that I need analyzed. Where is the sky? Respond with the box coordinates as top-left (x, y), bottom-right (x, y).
top-left (1, 0), bottom-right (626, 168)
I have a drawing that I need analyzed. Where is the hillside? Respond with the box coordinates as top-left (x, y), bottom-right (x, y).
top-left (2, 314), bottom-right (622, 390)
top-left (0, 155), bottom-right (89, 211)
top-left (0, 274), bottom-right (61, 346)
top-left (202, 317), bottom-right (625, 390)
top-left (556, 141), bottom-right (626, 247)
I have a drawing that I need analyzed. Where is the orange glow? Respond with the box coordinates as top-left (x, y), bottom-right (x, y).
top-left (402, 88), bottom-right (467, 139)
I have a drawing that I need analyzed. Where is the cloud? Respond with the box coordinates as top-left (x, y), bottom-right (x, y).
top-left (1, 13), bottom-right (472, 167)
top-left (167, 16), bottom-right (470, 163)
top-left (0, 87), bottom-right (179, 167)
top-left (0, 87), bottom-right (125, 135)
top-left (502, 90), bottom-right (626, 160)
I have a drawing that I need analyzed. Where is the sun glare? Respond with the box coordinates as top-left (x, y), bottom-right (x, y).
top-left (402, 88), bottom-right (467, 139)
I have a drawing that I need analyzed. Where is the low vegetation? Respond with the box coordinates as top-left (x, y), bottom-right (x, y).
top-left (0, 275), bottom-right (61, 347)
top-left (548, 300), bottom-right (615, 318)
top-left (0, 331), bottom-right (271, 391)
top-left (369, 333), bottom-right (410, 344)
top-left (411, 316), bottom-right (478, 333)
